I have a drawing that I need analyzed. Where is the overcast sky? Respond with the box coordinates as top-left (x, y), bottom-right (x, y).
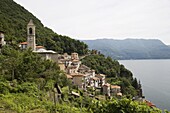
top-left (14, 0), bottom-right (170, 44)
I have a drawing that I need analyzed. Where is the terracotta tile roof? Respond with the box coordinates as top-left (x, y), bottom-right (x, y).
top-left (63, 53), bottom-right (68, 56)
top-left (66, 74), bottom-right (73, 79)
top-left (79, 65), bottom-right (90, 70)
top-left (72, 59), bottom-right (80, 62)
top-left (111, 85), bottom-right (121, 89)
top-left (117, 93), bottom-right (122, 96)
top-left (103, 83), bottom-right (110, 87)
top-left (71, 52), bottom-right (78, 55)
top-left (97, 74), bottom-right (106, 77)
top-left (20, 42), bottom-right (27, 45)
top-left (145, 100), bottom-right (156, 107)
top-left (91, 69), bottom-right (95, 72)
top-left (67, 66), bottom-right (77, 69)
top-left (36, 46), bottom-right (44, 49)
top-left (71, 73), bottom-right (84, 77)
top-left (83, 74), bottom-right (90, 77)
top-left (91, 77), bottom-right (100, 80)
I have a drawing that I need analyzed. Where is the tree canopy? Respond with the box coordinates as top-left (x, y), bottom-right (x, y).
top-left (0, 0), bottom-right (168, 112)
top-left (0, 0), bottom-right (88, 55)
top-left (82, 54), bottom-right (142, 97)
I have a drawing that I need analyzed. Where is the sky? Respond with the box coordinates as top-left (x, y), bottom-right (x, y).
top-left (14, 0), bottom-right (170, 44)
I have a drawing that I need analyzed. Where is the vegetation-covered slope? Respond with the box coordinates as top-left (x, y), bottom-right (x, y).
top-left (83, 39), bottom-right (170, 59)
top-left (0, 0), bottom-right (168, 112)
top-left (0, 46), bottom-right (164, 113)
top-left (82, 54), bottom-right (142, 97)
top-left (0, 0), bottom-right (88, 55)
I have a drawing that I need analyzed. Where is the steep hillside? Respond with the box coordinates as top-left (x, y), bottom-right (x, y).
top-left (83, 39), bottom-right (170, 59)
top-left (0, 0), bottom-right (88, 55)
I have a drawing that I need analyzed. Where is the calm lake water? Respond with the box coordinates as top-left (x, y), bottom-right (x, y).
top-left (119, 60), bottom-right (170, 111)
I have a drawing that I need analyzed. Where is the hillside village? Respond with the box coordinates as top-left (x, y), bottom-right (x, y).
top-left (0, 0), bottom-right (164, 111)
top-left (0, 19), bottom-right (158, 111)
top-left (1, 20), bottom-right (122, 98)
top-left (0, 19), bottom-right (161, 112)
top-left (58, 52), bottom-right (122, 97)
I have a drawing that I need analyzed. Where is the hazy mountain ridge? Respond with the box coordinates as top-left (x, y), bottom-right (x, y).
top-left (83, 39), bottom-right (170, 60)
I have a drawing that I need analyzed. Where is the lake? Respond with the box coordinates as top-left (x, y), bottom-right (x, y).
top-left (119, 60), bottom-right (170, 111)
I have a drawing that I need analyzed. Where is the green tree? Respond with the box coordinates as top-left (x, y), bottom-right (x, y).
top-left (82, 54), bottom-right (139, 96)
top-left (0, 0), bottom-right (88, 55)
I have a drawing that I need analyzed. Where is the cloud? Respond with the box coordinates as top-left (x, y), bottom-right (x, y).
top-left (14, 0), bottom-right (170, 44)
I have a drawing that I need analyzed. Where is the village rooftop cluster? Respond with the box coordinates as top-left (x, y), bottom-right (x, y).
top-left (0, 20), bottom-right (158, 107)
top-left (0, 20), bottom-right (122, 98)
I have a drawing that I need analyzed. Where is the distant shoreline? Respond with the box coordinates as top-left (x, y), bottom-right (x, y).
top-left (118, 58), bottom-right (170, 61)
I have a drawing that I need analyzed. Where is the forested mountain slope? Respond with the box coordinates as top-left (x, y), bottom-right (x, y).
top-left (0, 0), bottom-right (88, 55)
top-left (0, 0), bottom-right (168, 112)
top-left (83, 39), bottom-right (170, 59)
top-left (0, 46), bottom-right (163, 113)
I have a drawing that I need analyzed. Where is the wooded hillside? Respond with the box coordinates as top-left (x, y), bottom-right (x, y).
top-left (0, 0), bottom-right (88, 55)
top-left (83, 39), bottom-right (170, 59)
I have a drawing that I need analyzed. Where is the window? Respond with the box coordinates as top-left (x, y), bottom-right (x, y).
top-left (29, 28), bottom-right (33, 34)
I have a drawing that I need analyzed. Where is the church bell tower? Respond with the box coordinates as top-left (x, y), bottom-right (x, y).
top-left (27, 19), bottom-right (36, 51)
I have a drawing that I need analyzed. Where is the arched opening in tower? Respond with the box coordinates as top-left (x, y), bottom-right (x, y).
top-left (29, 28), bottom-right (33, 34)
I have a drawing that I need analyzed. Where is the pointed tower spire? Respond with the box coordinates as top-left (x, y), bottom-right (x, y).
top-left (28, 19), bottom-right (34, 26)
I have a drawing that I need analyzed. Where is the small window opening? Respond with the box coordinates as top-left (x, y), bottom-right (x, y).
top-left (29, 28), bottom-right (33, 34)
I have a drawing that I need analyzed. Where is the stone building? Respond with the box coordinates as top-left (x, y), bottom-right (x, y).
top-left (96, 74), bottom-right (106, 86)
top-left (20, 42), bottom-right (27, 49)
top-left (71, 73), bottom-right (85, 88)
top-left (20, 20), bottom-right (58, 62)
top-left (110, 85), bottom-right (122, 96)
top-left (103, 83), bottom-right (111, 96)
top-left (34, 48), bottom-right (58, 62)
top-left (71, 52), bottom-right (79, 60)
top-left (27, 19), bottom-right (36, 51)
